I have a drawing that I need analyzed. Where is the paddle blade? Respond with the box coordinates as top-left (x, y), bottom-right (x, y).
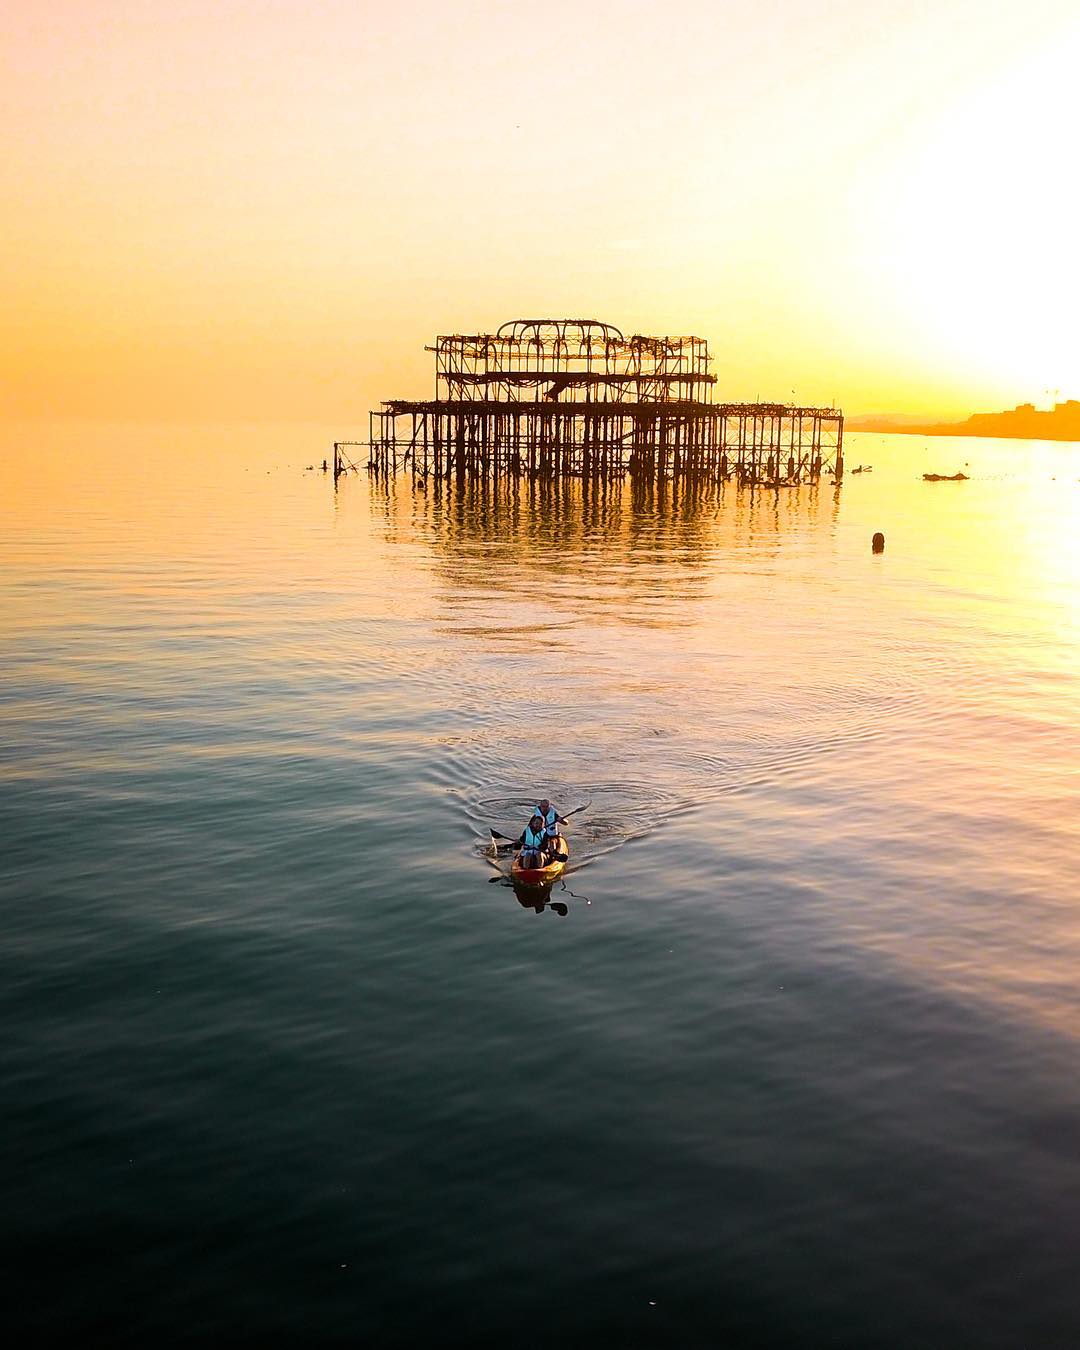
top-left (561, 801), bottom-right (592, 821)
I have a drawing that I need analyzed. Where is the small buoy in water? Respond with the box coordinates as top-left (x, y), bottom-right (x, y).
top-left (872, 531), bottom-right (885, 553)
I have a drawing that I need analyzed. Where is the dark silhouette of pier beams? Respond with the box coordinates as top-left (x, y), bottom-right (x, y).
top-left (356, 319), bottom-right (843, 487)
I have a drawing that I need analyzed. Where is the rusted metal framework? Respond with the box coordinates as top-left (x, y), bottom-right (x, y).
top-left (432, 319), bottom-right (713, 405)
top-left (346, 319), bottom-right (843, 486)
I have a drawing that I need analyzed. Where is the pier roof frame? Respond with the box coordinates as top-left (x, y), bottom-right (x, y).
top-left (495, 318), bottom-right (625, 343)
top-left (428, 317), bottom-right (714, 406)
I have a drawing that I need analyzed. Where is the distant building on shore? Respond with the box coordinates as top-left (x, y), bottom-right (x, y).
top-left (962, 401), bottom-right (1080, 440)
top-left (850, 401), bottom-right (1080, 442)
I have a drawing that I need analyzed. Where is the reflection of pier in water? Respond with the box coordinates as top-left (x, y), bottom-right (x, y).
top-left (367, 472), bottom-right (842, 628)
top-left (338, 318), bottom-right (843, 488)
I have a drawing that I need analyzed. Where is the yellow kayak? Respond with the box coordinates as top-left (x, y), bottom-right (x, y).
top-left (511, 834), bottom-right (569, 886)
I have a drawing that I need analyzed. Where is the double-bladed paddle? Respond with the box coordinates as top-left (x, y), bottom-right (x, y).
top-left (488, 831), bottom-right (569, 864)
top-left (487, 800), bottom-right (591, 842)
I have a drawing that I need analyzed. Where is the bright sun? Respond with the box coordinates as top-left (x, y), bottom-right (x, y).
top-left (864, 25), bottom-right (1080, 403)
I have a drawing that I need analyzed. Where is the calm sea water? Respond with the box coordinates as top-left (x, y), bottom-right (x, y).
top-left (2, 423), bottom-right (1078, 1346)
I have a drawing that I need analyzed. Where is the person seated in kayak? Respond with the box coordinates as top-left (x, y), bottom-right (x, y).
top-left (534, 799), bottom-right (564, 829)
top-left (534, 799), bottom-right (567, 856)
top-left (516, 813), bottom-right (550, 869)
top-left (529, 793), bottom-right (564, 847)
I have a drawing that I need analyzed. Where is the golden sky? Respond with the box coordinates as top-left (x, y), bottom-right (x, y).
top-left (3, 0), bottom-right (1078, 422)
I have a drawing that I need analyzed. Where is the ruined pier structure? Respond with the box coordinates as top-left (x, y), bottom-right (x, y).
top-left (345, 319), bottom-right (843, 485)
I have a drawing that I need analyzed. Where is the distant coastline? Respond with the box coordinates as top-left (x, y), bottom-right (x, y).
top-left (850, 401), bottom-right (1080, 443)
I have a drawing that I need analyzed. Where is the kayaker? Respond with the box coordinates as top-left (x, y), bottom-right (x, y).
top-left (516, 813), bottom-right (550, 869)
top-left (533, 799), bottom-right (565, 831)
top-left (534, 798), bottom-right (567, 859)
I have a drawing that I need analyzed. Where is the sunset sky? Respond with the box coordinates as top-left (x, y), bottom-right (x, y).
top-left (4, 0), bottom-right (1078, 423)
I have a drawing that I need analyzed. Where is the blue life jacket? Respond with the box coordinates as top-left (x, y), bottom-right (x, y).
top-left (521, 824), bottom-right (546, 850)
top-left (533, 804), bottom-right (559, 829)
